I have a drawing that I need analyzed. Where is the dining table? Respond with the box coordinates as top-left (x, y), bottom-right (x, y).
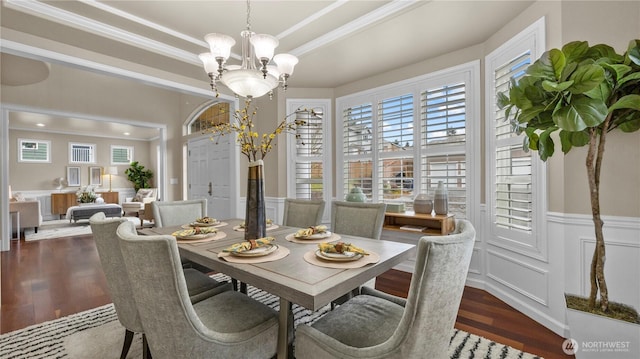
top-left (140, 218), bottom-right (415, 359)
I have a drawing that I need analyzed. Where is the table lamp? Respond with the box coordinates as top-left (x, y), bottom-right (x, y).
top-left (107, 167), bottom-right (118, 192)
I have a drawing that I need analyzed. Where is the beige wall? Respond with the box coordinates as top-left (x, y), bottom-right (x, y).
top-left (8, 129), bottom-right (151, 192)
top-left (3, 0), bottom-right (639, 217)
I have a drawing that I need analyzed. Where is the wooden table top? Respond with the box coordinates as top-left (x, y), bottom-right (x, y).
top-left (141, 219), bottom-right (415, 311)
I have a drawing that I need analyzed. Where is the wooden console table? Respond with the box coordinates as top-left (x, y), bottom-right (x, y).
top-left (51, 192), bottom-right (119, 215)
top-left (383, 211), bottom-right (455, 235)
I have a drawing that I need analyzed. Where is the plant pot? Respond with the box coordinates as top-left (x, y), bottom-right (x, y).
top-left (565, 307), bottom-right (640, 358)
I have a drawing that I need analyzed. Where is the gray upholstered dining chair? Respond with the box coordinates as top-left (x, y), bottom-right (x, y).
top-left (151, 198), bottom-right (208, 228)
top-left (282, 198), bottom-right (325, 228)
top-left (331, 201), bottom-right (387, 240)
top-left (330, 201), bottom-right (387, 307)
top-left (295, 219), bottom-right (476, 359)
top-left (116, 220), bottom-right (281, 359)
top-left (89, 213), bottom-right (231, 359)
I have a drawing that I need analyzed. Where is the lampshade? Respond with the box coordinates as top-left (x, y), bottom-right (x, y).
top-left (273, 54), bottom-right (298, 75)
top-left (204, 33), bottom-right (235, 60)
top-left (198, 53), bottom-right (218, 73)
top-left (220, 69), bottom-right (279, 99)
top-left (251, 34), bottom-right (279, 61)
top-left (108, 166), bottom-right (118, 175)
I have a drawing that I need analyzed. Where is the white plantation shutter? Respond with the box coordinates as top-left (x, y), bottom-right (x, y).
top-left (111, 146), bottom-right (133, 165)
top-left (70, 143), bottom-right (96, 163)
top-left (343, 104), bottom-right (374, 199)
top-left (377, 94), bottom-right (415, 202)
top-left (293, 109), bottom-right (324, 199)
top-left (421, 83), bottom-right (467, 218)
top-left (19, 139), bottom-right (50, 162)
top-left (493, 51), bottom-right (533, 233)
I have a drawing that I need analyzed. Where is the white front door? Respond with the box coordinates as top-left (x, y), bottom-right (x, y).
top-left (188, 136), bottom-right (234, 219)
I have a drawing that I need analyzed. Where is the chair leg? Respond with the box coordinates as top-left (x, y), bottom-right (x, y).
top-left (119, 329), bottom-right (134, 359)
top-left (231, 278), bottom-right (248, 294)
top-left (142, 333), bottom-right (152, 359)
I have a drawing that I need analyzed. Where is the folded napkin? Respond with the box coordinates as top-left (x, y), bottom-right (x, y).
top-left (223, 237), bottom-right (275, 253)
top-left (239, 219), bottom-right (273, 229)
top-left (295, 225), bottom-right (329, 237)
top-left (318, 241), bottom-right (368, 255)
top-left (172, 226), bottom-right (218, 237)
top-left (195, 216), bottom-right (218, 224)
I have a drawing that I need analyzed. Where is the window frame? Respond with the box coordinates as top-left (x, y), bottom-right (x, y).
top-left (69, 142), bottom-right (96, 164)
top-left (111, 145), bottom-right (134, 165)
top-left (485, 17), bottom-right (547, 260)
top-left (18, 138), bottom-right (51, 163)
top-left (336, 61), bottom-right (480, 222)
top-left (286, 99), bottom-right (332, 223)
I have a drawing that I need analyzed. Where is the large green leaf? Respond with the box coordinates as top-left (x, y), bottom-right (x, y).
top-left (518, 105), bottom-right (547, 124)
top-left (526, 50), bottom-right (558, 80)
top-left (601, 64), bottom-right (631, 82)
top-left (524, 128), bottom-right (539, 151)
top-left (538, 127), bottom-right (557, 161)
top-left (609, 94), bottom-right (640, 112)
top-left (626, 40), bottom-right (640, 65)
top-left (497, 91), bottom-right (511, 109)
top-left (553, 96), bottom-right (607, 131)
top-left (559, 130), bottom-right (573, 153)
top-left (568, 64), bottom-right (605, 94)
top-left (562, 41), bottom-right (590, 64)
top-left (587, 44), bottom-right (622, 62)
top-left (510, 84), bottom-right (532, 110)
top-left (620, 118), bottom-right (640, 132)
top-left (542, 80), bottom-right (574, 92)
top-left (618, 72), bottom-right (640, 87)
top-left (583, 81), bottom-right (612, 101)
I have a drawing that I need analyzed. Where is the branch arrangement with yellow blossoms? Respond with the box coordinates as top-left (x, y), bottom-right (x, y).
top-left (205, 99), bottom-right (311, 162)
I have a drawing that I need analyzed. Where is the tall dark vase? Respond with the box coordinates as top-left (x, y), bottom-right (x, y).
top-left (245, 160), bottom-right (267, 240)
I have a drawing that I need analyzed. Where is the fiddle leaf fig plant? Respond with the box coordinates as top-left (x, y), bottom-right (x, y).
top-left (498, 40), bottom-right (640, 315)
top-left (124, 161), bottom-right (153, 192)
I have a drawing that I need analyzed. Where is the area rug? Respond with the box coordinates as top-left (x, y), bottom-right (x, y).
top-left (0, 274), bottom-right (543, 359)
top-left (24, 217), bottom-right (150, 241)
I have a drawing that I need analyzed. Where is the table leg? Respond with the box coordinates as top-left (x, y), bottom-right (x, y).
top-left (278, 297), bottom-right (290, 359)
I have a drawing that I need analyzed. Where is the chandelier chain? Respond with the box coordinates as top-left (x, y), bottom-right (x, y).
top-left (246, 0), bottom-right (251, 31)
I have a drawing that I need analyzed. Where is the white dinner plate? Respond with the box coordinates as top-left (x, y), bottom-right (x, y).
top-left (315, 250), bottom-right (363, 262)
top-left (230, 244), bottom-right (278, 257)
top-left (295, 231), bottom-right (332, 239)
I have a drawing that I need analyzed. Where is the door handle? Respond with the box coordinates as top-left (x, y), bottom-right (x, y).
top-left (208, 182), bottom-right (213, 196)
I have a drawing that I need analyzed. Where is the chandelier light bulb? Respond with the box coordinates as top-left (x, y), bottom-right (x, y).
top-left (251, 34), bottom-right (279, 61)
top-left (204, 33), bottom-right (235, 60)
top-left (198, 53), bottom-right (217, 74)
top-left (274, 53), bottom-right (299, 76)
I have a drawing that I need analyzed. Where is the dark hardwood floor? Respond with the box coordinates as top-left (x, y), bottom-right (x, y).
top-left (1, 235), bottom-right (572, 359)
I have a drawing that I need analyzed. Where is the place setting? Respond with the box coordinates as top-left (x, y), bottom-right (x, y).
top-left (180, 216), bottom-right (228, 229)
top-left (303, 241), bottom-right (380, 269)
top-left (232, 219), bottom-right (279, 232)
top-left (285, 225), bottom-right (341, 244)
top-left (216, 236), bottom-right (290, 263)
top-left (172, 217), bottom-right (227, 244)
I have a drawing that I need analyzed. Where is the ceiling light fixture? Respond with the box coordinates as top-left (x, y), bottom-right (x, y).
top-left (198, 0), bottom-right (298, 99)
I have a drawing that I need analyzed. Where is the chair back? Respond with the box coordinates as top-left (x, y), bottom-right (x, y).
top-left (392, 219), bottom-right (475, 358)
top-left (152, 199), bottom-right (207, 227)
top-left (88, 213), bottom-right (142, 332)
top-left (282, 199), bottom-right (325, 228)
top-left (331, 201), bottom-right (387, 239)
top-left (116, 221), bottom-right (278, 359)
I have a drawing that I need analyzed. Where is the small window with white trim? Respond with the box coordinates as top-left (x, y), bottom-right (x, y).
top-left (69, 143), bottom-right (96, 164)
top-left (18, 139), bottom-right (50, 163)
top-left (111, 145), bottom-right (134, 165)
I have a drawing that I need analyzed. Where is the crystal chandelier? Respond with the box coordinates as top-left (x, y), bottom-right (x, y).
top-left (198, 0), bottom-right (298, 99)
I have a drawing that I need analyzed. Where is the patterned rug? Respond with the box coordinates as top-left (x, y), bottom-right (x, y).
top-left (0, 275), bottom-right (543, 359)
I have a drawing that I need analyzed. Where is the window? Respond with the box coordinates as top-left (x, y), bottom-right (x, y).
top-left (18, 139), bottom-right (50, 163)
top-left (486, 17), bottom-right (545, 256)
top-left (69, 143), bottom-right (96, 164)
top-left (111, 145), bottom-right (134, 165)
top-left (337, 62), bottom-right (479, 219)
top-left (188, 101), bottom-right (231, 134)
top-left (287, 99), bottom-right (332, 221)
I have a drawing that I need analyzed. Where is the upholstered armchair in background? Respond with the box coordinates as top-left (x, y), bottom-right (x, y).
top-left (295, 219), bottom-right (476, 359)
top-left (9, 199), bottom-right (42, 235)
top-left (121, 188), bottom-right (157, 227)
